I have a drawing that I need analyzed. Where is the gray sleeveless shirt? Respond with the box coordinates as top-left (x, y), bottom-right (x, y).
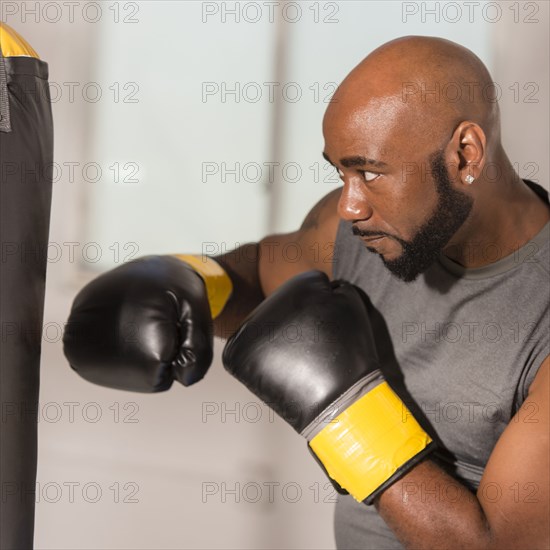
top-left (332, 181), bottom-right (550, 549)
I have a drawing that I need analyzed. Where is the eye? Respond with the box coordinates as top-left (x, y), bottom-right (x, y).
top-left (362, 171), bottom-right (378, 182)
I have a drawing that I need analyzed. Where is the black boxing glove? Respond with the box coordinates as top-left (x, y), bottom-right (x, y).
top-left (63, 254), bottom-right (232, 392)
top-left (223, 270), bottom-right (435, 504)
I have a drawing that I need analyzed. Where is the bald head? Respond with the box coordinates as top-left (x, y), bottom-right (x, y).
top-left (323, 36), bottom-right (544, 277)
top-left (324, 36), bottom-right (500, 152)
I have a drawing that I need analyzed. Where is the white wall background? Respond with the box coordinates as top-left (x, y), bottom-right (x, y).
top-left (2, 1), bottom-right (547, 548)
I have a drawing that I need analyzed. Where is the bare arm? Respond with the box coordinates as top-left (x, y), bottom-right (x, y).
top-left (375, 355), bottom-right (550, 550)
top-left (212, 188), bottom-right (341, 338)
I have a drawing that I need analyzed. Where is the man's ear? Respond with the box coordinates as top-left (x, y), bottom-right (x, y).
top-left (446, 121), bottom-right (486, 185)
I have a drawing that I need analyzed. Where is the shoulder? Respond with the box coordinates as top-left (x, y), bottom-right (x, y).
top-left (477, 355), bottom-right (549, 547)
top-left (258, 188), bottom-right (341, 296)
top-left (299, 188), bottom-right (341, 235)
top-left (528, 354), bottom-right (549, 400)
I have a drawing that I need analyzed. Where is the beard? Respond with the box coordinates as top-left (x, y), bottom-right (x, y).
top-left (357, 151), bottom-right (473, 282)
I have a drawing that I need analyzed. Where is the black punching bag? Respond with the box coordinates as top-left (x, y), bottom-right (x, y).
top-left (0, 23), bottom-right (53, 549)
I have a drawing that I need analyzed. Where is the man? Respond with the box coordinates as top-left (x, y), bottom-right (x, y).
top-left (64, 36), bottom-right (549, 549)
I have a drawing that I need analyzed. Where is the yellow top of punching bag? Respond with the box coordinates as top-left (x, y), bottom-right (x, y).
top-left (0, 22), bottom-right (39, 58)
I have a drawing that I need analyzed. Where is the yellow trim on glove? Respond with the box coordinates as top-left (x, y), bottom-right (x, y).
top-left (0, 23), bottom-right (40, 59)
top-left (310, 381), bottom-right (432, 502)
top-left (174, 254), bottom-right (232, 319)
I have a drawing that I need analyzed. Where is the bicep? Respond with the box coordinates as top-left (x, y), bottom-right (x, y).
top-left (258, 188), bottom-right (341, 296)
top-left (477, 355), bottom-right (549, 548)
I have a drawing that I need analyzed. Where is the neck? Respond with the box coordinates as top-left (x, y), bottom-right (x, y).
top-left (442, 155), bottom-right (550, 268)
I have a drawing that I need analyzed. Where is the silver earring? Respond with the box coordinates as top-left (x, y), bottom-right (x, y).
top-left (465, 175), bottom-right (475, 184)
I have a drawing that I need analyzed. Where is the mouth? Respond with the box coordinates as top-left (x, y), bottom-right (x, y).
top-left (361, 235), bottom-right (386, 245)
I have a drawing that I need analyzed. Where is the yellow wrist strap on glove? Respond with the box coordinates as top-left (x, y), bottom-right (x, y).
top-left (0, 22), bottom-right (40, 58)
top-left (173, 254), bottom-right (233, 319)
top-left (309, 380), bottom-right (433, 504)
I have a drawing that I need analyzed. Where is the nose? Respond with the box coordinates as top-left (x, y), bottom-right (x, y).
top-left (337, 178), bottom-right (373, 221)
